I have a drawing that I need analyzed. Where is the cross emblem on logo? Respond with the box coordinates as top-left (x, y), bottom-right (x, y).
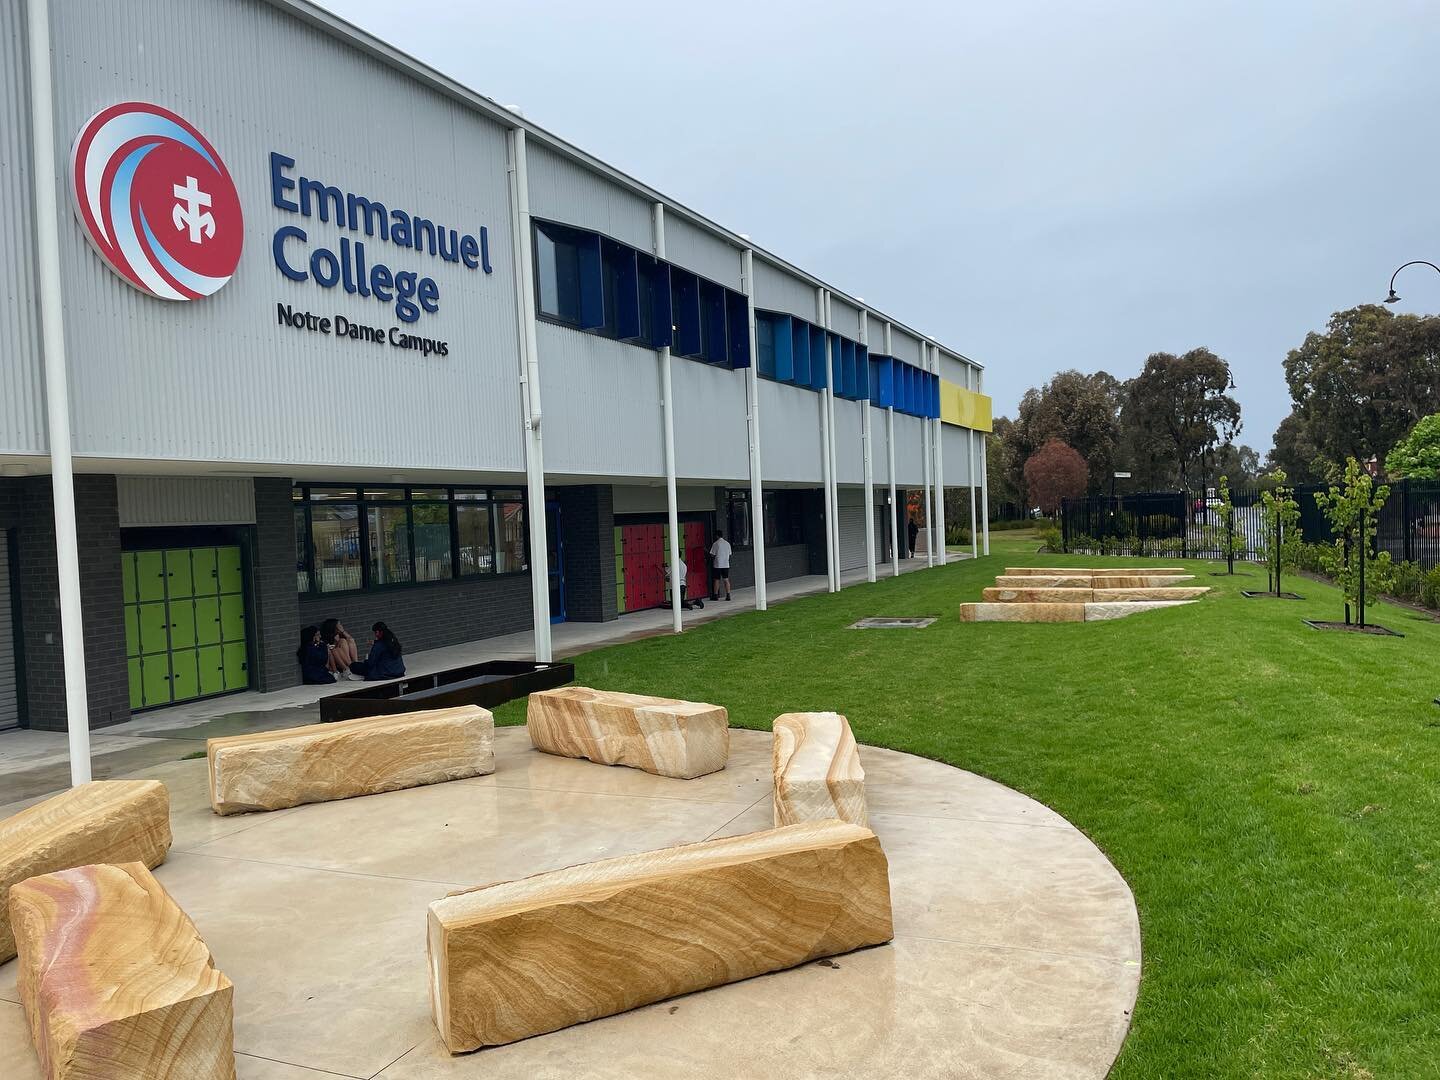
top-left (172, 175), bottom-right (215, 244)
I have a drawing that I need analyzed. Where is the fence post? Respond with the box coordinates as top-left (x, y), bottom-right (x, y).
top-left (1226, 504), bottom-right (1235, 575)
top-left (1061, 498), bottom-right (1069, 553)
top-left (1403, 479), bottom-right (1413, 564)
top-left (1182, 492), bottom-right (1188, 559)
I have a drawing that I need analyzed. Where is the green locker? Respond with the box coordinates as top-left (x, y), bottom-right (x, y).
top-left (192, 547), bottom-right (218, 595)
top-left (194, 596), bottom-right (221, 646)
top-left (124, 605), bottom-right (141, 659)
top-left (136, 551), bottom-right (166, 602)
top-left (198, 645), bottom-right (226, 697)
top-left (217, 548), bottom-right (243, 594)
top-left (165, 549), bottom-right (194, 600)
top-left (140, 654), bottom-right (171, 707)
top-left (122, 553), bottom-right (138, 605)
top-left (138, 602), bottom-right (170, 655)
top-left (222, 641), bottom-right (248, 690)
top-left (127, 658), bottom-right (143, 710)
top-left (170, 649), bottom-right (199, 702)
top-left (219, 593), bottom-right (245, 643)
top-left (169, 601), bottom-right (197, 650)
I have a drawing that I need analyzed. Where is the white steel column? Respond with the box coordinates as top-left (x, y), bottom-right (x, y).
top-left (885, 322), bottom-right (899, 577)
top-left (507, 128), bottom-right (552, 662)
top-left (931, 345), bottom-right (946, 567)
top-left (979, 369), bottom-right (991, 556)
top-left (742, 249), bottom-right (767, 610)
top-left (921, 357), bottom-right (934, 569)
top-left (859, 310), bottom-right (876, 582)
top-left (654, 204), bottom-right (683, 632)
top-left (816, 287), bottom-right (837, 592)
top-left (968, 365), bottom-right (979, 561)
top-left (29, 0), bottom-right (90, 784)
top-left (823, 292), bottom-right (841, 584)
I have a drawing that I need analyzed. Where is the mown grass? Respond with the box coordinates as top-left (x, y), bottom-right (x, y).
top-left (494, 535), bottom-right (1440, 1078)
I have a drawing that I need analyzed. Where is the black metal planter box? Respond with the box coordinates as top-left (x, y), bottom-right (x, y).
top-left (319, 660), bottom-right (575, 723)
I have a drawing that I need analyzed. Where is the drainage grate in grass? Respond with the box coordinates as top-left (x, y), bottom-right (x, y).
top-left (849, 617), bottom-right (937, 630)
top-left (1303, 619), bottom-right (1403, 637)
top-left (1241, 590), bottom-right (1305, 600)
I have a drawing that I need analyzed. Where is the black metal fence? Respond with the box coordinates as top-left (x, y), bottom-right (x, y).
top-left (1060, 479), bottom-right (1440, 569)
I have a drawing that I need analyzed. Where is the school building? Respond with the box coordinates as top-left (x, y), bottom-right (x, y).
top-left (0, 0), bottom-right (992, 736)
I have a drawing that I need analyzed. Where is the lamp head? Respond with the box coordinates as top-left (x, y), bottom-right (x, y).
top-left (1384, 289), bottom-right (1401, 305)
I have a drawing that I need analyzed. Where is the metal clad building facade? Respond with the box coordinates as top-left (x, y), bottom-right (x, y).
top-left (0, 0), bottom-right (992, 734)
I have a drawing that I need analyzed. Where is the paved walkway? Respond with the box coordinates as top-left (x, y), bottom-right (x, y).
top-left (0, 726), bottom-right (1141, 1079)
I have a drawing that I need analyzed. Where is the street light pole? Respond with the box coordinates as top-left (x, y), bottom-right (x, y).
top-left (1383, 260), bottom-right (1440, 305)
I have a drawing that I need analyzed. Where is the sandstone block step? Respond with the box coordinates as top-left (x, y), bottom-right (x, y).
top-left (772, 712), bottom-right (867, 827)
top-left (427, 820), bottom-right (893, 1051)
top-left (960, 600), bottom-right (1196, 623)
top-left (0, 779), bottom-right (171, 963)
top-left (992, 575), bottom-right (1096, 589)
top-left (1091, 586), bottom-right (1210, 601)
top-left (10, 861), bottom-right (234, 1080)
top-left (207, 705), bottom-right (495, 815)
top-left (984, 585), bottom-right (1210, 603)
top-left (526, 687), bottom-right (729, 779)
top-left (1003, 566), bottom-right (1188, 577)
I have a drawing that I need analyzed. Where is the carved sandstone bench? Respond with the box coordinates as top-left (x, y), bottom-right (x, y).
top-left (207, 705), bottom-right (495, 815)
top-left (9, 861), bottom-right (234, 1080)
top-left (772, 712), bottom-right (867, 827)
top-left (526, 687), bottom-right (729, 779)
top-left (0, 779), bottom-right (171, 962)
top-left (427, 820), bottom-right (893, 1052)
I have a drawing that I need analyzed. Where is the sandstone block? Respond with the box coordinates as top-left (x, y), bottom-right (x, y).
top-left (526, 687), bottom-right (729, 779)
top-left (0, 780), bottom-right (171, 962)
top-left (1084, 600), bottom-right (1196, 621)
top-left (1093, 575), bottom-right (1195, 589)
top-left (427, 820), bottom-right (893, 1051)
top-left (959, 602), bottom-right (1087, 622)
top-left (1091, 586), bottom-right (1209, 601)
top-left (772, 712), bottom-right (867, 827)
top-left (983, 587), bottom-right (1096, 603)
top-left (207, 705), bottom-right (494, 815)
top-left (1088, 567), bottom-right (1187, 576)
top-left (1002, 567), bottom-right (1188, 578)
top-left (992, 575), bottom-right (1094, 589)
top-left (10, 861), bottom-right (234, 1080)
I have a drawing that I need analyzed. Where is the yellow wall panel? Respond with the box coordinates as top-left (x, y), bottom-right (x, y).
top-left (940, 381), bottom-right (992, 432)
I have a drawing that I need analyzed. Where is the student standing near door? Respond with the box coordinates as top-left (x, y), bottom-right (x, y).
top-left (708, 530), bottom-right (733, 601)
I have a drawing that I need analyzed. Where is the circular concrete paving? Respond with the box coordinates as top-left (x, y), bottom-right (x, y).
top-left (0, 726), bottom-right (1140, 1079)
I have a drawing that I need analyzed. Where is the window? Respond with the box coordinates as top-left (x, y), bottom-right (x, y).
top-left (756, 313), bottom-right (777, 378)
top-left (294, 485), bottom-right (528, 594)
top-left (726, 490), bottom-right (753, 549)
top-left (764, 491), bottom-right (805, 547)
top-left (535, 222), bottom-right (601, 326)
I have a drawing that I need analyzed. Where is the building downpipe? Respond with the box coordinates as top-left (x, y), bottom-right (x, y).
top-left (654, 204), bottom-right (683, 632)
top-left (742, 249), bottom-right (767, 610)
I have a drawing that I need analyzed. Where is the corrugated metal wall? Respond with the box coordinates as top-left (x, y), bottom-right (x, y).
top-left (0, 534), bottom-right (16, 728)
top-left (869, 403), bottom-right (890, 478)
top-left (939, 352), bottom-right (973, 388)
top-left (0, 0), bottom-right (45, 456)
top-left (528, 142), bottom-right (653, 251)
top-left (832, 399), bottom-right (865, 485)
top-left (117, 476), bottom-right (257, 527)
top-left (752, 259), bottom-right (816, 322)
top-left (613, 485), bottom-right (716, 515)
top-left (663, 215), bottom-right (740, 288)
top-left (759, 380), bottom-right (823, 483)
top-left (941, 424), bottom-right (976, 485)
top-left (50, 0), bottom-right (523, 473)
top-left (672, 361), bottom-right (749, 483)
top-left (538, 322), bottom-right (663, 478)
top-left (893, 413), bottom-right (925, 483)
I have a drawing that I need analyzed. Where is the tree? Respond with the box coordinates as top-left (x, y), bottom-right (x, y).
top-left (1024, 438), bottom-right (1088, 516)
top-left (985, 418), bottom-right (1026, 519)
top-left (1012, 370), bottom-right (1123, 492)
top-left (1121, 349), bottom-right (1242, 488)
top-left (1313, 458), bottom-right (1390, 625)
top-left (1281, 305), bottom-right (1440, 473)
top-left (1210, 443), bottom-right (1261, 486)
top-left (1258, 468), bottom-right (1301, 596)
top-left (1384, 412), bottom-right (1440, 479)
top-left (1266, 411), bottom-right (1325, 484)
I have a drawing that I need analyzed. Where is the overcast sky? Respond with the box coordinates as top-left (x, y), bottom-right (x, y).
top-left (325, 0), bottom-right (1440, 455)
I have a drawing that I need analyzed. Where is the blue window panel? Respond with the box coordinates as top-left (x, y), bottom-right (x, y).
top-left (601, 238), bottom-right (640, 341)
top-left (810, 327), bottom-right (829, 391)
top-left (856, 345), bottom-right (869, 401)
top-left (756, 313), bottom-right (777, 378)
top-left (699, 279), bottom-right (728, 365)
top-left (772, 313), bottom-right (794, 381)
top-left (873, 355), bottom-right (894, 407)
top-left (791, 318), bottom-right (810, 386)
top-left (726, 290), bottom-right (751, 369)
top-left (843, 339), bottom-right (859, 399)
top-left (637, 254), bottom-right (671, 349)
top-left (929, 373), bottom-right (941, 418)
top-left (577, 232), bottom-right (604, 330)
top-left (670, 267), bottom-right (702, 358)
top-left (833, 337), bottom-right (849, 398)
top-left (903, 364), bottom-right (916, 414)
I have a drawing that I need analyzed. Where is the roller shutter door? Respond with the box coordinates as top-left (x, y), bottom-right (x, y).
top-left (0, 534), bottom-right (17, 729)
top-left (837, 488), bottom-right (868, 572)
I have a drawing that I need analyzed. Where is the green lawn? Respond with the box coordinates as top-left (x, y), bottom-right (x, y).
top-left (494, 535), bottom-right (1440, 1078)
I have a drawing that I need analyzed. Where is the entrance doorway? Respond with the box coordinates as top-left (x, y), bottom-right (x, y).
top-left (123, 546), bottom-right (249, 710)
top-left (545, 501), bottom-right (566, 624)
top-left (616, 518), bottom-right (711, 613)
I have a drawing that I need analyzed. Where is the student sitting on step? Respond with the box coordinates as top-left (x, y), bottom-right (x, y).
top-left (297, 626), bottom-right (336, 685)
top-left (349, 621), bottom-right (406, 681)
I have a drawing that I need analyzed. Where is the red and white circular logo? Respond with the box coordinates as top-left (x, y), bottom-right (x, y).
top-left (70, 102), bottom-right (243, 301)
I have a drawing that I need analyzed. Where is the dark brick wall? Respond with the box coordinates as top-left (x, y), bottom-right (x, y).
top-left (554, 485), bottom-right (616, 622)
top-left (15, 475), bottom-right (130, 731)
top-left (251, 478), bottom-right (302, 692)
top-left (297, 573), bottom-right (533, 657)
top-left (728, 543), bottom-right (812, 590)
top-left (801, 490), bottom-right (830, 576)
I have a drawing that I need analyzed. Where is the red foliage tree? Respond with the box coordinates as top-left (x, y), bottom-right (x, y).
top-left (1024, 438), bottom-right (1089, 516)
